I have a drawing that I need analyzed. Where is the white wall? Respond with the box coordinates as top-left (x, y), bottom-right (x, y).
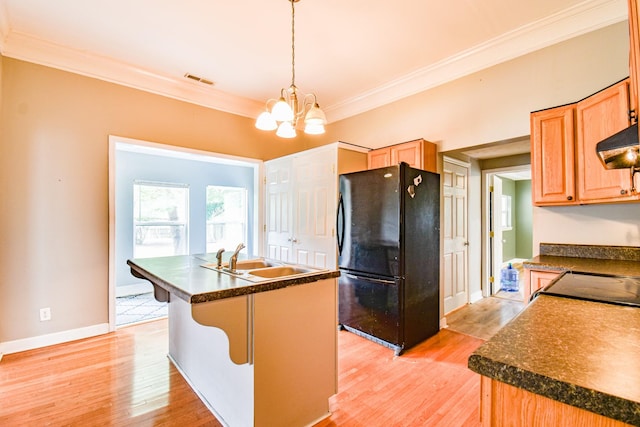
top-left (533, 204), bottom-right (640, 249)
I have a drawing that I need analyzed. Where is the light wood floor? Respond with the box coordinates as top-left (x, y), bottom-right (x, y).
top-left (446, 296), bottom-right (525, 340)
top-left (0, 318), bottom-right (489, 426)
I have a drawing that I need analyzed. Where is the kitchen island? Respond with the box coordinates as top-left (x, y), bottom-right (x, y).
top-left (468, 293), bottom-right (640, 426)
top-left (127, 253), bottom-right (340, 427)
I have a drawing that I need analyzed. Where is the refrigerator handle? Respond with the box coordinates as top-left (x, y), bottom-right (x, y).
top-left (336, 193), bottom-right (345, 255)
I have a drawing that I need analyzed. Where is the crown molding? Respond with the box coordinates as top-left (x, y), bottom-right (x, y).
top-left (1, 30), bottom-right (263, 119)
top-left (325, 0), bottom-right (628, 122)
top-left (0, 0), bottom-right (627, 123)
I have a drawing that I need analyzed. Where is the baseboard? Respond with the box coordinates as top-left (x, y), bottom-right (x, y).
top-left (0, 323), bottom-right (110, 355)
top-left (469, 290), bottom-right (484, 304)
top-left (440, 317), bottom-right (448, 329)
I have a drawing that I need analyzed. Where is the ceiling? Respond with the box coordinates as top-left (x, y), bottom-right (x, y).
top-left (0, 0), bottom-right (628, 127)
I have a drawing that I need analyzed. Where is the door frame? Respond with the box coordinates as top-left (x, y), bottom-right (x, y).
top-left (481, 165), bottom-right (530, 297)
top-left (108, 135), bottom-right (264, 331)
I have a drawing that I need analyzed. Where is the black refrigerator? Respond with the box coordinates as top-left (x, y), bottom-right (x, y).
top-left (336, 162), bottom-right (440, 355)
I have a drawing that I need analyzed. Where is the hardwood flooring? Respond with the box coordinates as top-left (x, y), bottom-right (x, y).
top-left (0, 305), bottom-right (510, 426)
top-left (446, 296), bottom-right (525, 340)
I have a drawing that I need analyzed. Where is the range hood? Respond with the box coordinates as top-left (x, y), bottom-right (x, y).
top-left (595, 123), bottom-right (640, 169)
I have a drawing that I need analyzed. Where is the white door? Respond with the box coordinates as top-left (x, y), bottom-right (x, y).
top-left (443, 160), bottom-right (469, 314)
top-left (291, 149), bottom-right (337, 269)
top-left (265, 157), bottom-right (293, 262)
top-left (491, 176), bottom-right (504, 295)
top-left (265, 146), bottom-right (338, 269)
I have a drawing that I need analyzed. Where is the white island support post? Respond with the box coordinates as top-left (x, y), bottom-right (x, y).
top-left (167, 278), bottom-right (338, 427)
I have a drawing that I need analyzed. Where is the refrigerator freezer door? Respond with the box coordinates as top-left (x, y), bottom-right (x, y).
top-left (338, 272), bottom-right (401, 346)
top-left (337, 166), bottom-right (401, 278)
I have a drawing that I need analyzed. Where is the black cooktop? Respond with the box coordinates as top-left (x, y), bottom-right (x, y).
top-left (534, 271), bottom-right (640, 308)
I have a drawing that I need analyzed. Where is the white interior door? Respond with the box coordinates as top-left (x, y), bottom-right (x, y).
top-left (443, 160), bottom-right (469, 314)
top-left (291, 149), bottom-right (337, 269)
top-left (265, 157), bottom-right (293, 262)
top-left (491, 176), bottom-right (503, 294)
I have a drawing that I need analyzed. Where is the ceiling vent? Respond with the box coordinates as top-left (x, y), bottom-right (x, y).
top-left (184, 73), bottom-right (214, 86)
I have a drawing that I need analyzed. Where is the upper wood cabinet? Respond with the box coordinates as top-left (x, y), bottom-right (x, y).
top-left (531, 104), bottom-right (577, 205)
top-left (531, 79), bottom-right (640, 206)
top-left (629, 0), bottom-right (640, 128)
top-left (576, 80), bottom-right (634, 203)
top-left (367, 138), bottom-right (437, 173)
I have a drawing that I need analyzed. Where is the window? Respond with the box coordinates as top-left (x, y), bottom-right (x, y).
top-left (206, 186), bottom-right (248, 253)
top-left (501, 195), bottom-right (512, 230)
top-left (133, 181), bottom-right (189, 258)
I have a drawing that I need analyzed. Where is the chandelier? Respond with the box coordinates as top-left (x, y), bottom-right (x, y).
top-left (255, 0), bottom-right (327, 138)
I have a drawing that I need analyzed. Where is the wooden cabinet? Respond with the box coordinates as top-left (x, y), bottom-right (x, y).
top-left (531, 79), bottom-right (640, 206)
top-left (480, 377), bottom-right (631, 427)
top-left (576, 80), bottom-right (634, 203)
top-left (523, 268), bottom-right (560, 303)
top-left (367, 138), bottom-right (437, 172)
top-left (530, 104), bottom-right (577, 205)
top-left (368, 149), bottom-right (390, 169)
top-left (629, 0), bottom-right (640, 129)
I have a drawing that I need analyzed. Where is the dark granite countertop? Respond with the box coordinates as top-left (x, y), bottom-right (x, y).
top-left (127, 253), bottom-right (340, 304)
top-left (523, 243), bottom-right (640, 277)
top-left (468, 295), bottom-right (640, 426)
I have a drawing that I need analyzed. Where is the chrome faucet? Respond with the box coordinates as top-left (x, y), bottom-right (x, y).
top-left (228, 243), bottom-right (246, 272)
top-left (215, 248), bottom-right (225, 269)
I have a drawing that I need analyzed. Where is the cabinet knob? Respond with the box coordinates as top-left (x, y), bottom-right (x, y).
top-left (620, 189), bottom-right (628, 195)
top-left (567, 196), bottom-right (573, 201)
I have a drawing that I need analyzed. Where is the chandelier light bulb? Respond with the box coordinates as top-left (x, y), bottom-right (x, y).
top-left (276, 121), bottom-right (297, 138)
top-left (255, 111), bottom-right (277, 131)
top-left (271, 97), bottom-right (295, 122)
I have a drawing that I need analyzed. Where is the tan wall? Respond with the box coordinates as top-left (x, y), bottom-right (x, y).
top-left (0, 57), bottom-right (335, 344)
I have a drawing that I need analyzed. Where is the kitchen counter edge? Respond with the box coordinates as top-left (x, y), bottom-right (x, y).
top-left (127, 255), bottom-right (340, 304)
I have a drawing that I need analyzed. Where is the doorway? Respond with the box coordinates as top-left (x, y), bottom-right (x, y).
top-left (482, 166), bottom-right (532, 302)
top-left (108, 136), bottom-right (261, 330)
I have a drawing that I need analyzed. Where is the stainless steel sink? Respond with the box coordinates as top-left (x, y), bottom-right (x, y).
top-left (246, 266), bottom-right (315, 278)
top-left (233, 259), bottom-right (281, 270)
top-left (201, 258), bottom-right (323, 282)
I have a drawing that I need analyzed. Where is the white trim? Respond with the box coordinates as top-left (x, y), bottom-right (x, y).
top-left (336, 141), bottom-right (371, 153)
top-left (2, 31), bottom-right (262, 119)
top-left (324, 0), bottom-right (627, 121)
top-left (0, 0), bottom-right (626, 123)
top-left (481, 165), bottom-right (532, 298)
top-left (108, 135), bottom-right (263, 331)
top-left (469, 290), bottom-right (484, 304)
top-left (0, 323), bottom-right (109, 355)
top-left (443, 156), bottom-right (471, 168)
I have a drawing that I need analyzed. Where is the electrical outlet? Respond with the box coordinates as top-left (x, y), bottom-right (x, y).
top-left (39, 307), bottom-right (51, 322)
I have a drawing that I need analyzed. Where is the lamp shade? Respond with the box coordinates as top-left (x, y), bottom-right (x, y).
top-left (272, 98), bottom-right (295, 122)
top-left (255, 111), bottom-right (277, 131)
top-left (304, 103), bottom-right (327, 126)
top-left (276, 121), bottom-right (297, 138)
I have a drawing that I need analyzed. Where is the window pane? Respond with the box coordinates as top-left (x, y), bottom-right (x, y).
top-left (206, 186), bottom-right (247, 253)
top-left (133, 182), bottom-right (189, 258)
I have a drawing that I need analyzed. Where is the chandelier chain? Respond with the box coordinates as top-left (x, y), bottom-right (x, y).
top-left (290, 0), bottom-right (295, 88)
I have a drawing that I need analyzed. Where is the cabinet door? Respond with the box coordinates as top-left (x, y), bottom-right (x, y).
top-left (368, 148), bottom-right (390, 169)
top-left (576, 80), bottom-right (632, 202)
top-left (629, 0), bottom-right (640, 128)
top-left (390, 140), bottom-right (421, 167)
top-left (530, 105), bottom-right (577, 205)
top-left (524, 269), bottom-right (560, 303)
